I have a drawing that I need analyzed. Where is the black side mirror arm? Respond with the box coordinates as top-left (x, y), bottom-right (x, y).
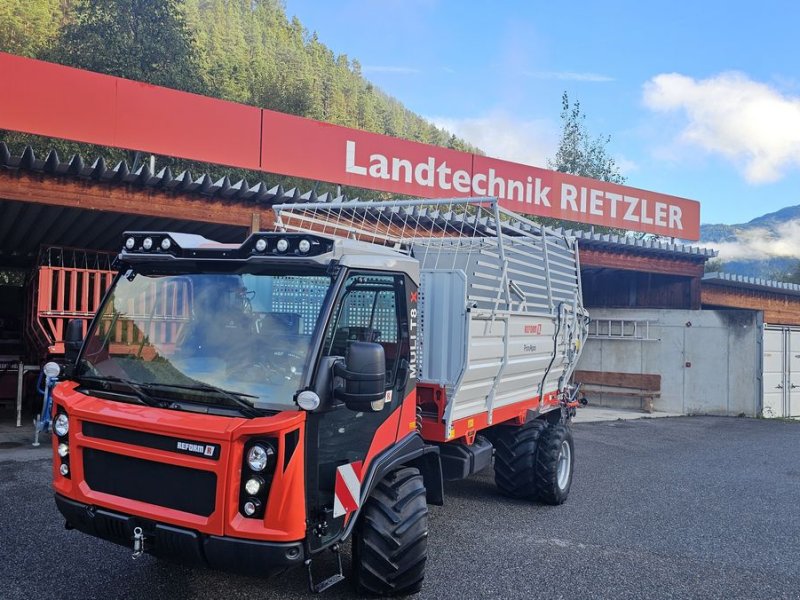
top-left (63, 319), bottom-right (84, 377)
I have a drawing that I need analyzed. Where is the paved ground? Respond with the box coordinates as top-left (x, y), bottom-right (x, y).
top-left (573, 405), bottom-right (682, 423)
top-left (2, 416), bottom-right (799, 599)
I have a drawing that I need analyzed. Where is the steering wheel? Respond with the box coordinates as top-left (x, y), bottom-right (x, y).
top-left (226, 347), bottom-right (306, 384)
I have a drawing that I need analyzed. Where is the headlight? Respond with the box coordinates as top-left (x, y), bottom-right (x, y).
top-left (246, 444), bottom-right (274, 472)
top-left (298, 239), bottom-right (311, 253)
top-left (254, 238), bottom-right (267, 252)
top-left (245, 477), bottom-right (263, 495)
top-left (59, 463), bottom-right (70, 476)
top-left (276, 238), bottom-right (289, 253)
top-left (53, 413), bottom-right (69, 437)
top-left (142, 237), bottom-right (153, 250)
top-left (160, 238), bottom-right (172, 250)
top-left (243, 498), bottom-right (261, 516)
top-left (57, 443), bottom-right (69, 458)
top-left (125, 237), bottom-right (136, 250)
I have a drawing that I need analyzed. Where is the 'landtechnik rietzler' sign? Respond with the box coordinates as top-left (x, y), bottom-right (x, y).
top-left (0, 52), bottom-right (700, 239)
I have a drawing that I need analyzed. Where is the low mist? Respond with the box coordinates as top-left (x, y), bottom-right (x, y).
top-left (713, 219), bottom-right (800, 261)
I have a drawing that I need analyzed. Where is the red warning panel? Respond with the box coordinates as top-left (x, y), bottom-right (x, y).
top-left (333, 460), bottom-right (363, 518)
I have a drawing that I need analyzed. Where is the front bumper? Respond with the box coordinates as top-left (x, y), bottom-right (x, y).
top-left (55, 494), bottom-right (305, 576)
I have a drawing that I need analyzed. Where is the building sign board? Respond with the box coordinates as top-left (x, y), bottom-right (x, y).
top-left (0, 52), bottom-right (700, 239)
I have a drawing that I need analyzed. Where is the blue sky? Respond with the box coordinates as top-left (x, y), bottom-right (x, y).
top-left (284, 0), bottom-right (799, 227)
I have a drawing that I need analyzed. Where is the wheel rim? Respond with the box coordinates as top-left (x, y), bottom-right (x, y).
top-left (556, 440), bottom-right (571, 490)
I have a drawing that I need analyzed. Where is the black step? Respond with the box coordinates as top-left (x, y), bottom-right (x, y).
top-left (438, 435), bottom-right (493, 480)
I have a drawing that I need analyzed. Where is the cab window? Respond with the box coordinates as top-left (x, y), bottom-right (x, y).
top-left (322, 273), bottom-right (405, 387)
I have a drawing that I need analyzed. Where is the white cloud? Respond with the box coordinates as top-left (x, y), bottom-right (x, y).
top-left (713, 220), bottom-right (800, 261)
top-left (526, 71), bottom-right (614, 82)
top-left (429, 111), bottom-right (558, 167)
top-left (362, 65), bottom-right (420, 74)
top-left (643, 72), bottom-right (800, 184)
top-left (615, 155), bottom-right (639, 176)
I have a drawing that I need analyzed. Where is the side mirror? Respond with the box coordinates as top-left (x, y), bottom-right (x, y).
top-left (64, 319), bottom-right (84, 369)
top-left (334, 341), bottom-right (386, 412)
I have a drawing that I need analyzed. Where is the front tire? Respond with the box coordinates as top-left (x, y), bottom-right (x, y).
top-left (352, 467), bottom-right (428, 596)
top-left (533, 423), bottom-right (574, 505)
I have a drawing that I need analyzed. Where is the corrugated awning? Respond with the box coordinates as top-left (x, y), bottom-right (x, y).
top-left (703, 272), bottom-right (800, 297)
top-left (0, 144), bottom-right (718, 268)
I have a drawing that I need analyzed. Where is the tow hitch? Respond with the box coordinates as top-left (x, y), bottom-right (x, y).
top-left (132, 526), bottom-right (146, 559)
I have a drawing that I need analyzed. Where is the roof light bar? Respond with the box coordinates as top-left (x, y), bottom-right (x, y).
top-left (119, 232), bottom-right (333, 259)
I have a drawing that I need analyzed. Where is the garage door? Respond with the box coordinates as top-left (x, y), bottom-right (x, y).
top-left (762, 328), bottom-right (784, 418)
top-left (762, 326), bottom-right (800, 418)
top-left (790, 330), bottom-right (800, 417)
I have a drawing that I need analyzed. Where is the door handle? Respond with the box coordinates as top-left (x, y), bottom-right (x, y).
top-left (395, 358), bottom-right (410, 391)
top-left (776, 384), bottom-right (783, 389)
top-left (791, 384), bottom-right (798, 389)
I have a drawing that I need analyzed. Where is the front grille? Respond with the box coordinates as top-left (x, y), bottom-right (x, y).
top-left (82, 422), bottom-right (221, 460)
top-left (83, 449), bottom-right (217, 516)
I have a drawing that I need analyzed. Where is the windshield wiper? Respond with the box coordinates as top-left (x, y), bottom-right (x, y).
top-left (77, 376), bottom-right (262, 418)
top-left (77, 375), bottom-right (162, 408)
top-left (140, 381), bottom-right (262, 418)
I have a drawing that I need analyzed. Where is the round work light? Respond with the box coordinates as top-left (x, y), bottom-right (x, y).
top-left (243, 498), bottom-right (261, 516)
top-left (246, 444), bottom-right (274, 472)
top-left (53, 413), bottom-right (69, 437)
top-left (245, 477), bottom-right (263, 496)
top-left (297, 390), bottom-right (321, 411)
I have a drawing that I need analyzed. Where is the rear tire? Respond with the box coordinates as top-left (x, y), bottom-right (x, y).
top-left (493, 420), bottom-right (547, 498)
top-left (533, 423), bottom-right (574, 505)
top-left (352, 467), bottom-right (428, 596)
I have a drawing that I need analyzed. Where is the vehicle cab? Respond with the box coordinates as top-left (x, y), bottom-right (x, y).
top-left (52, 231), bottom-right (426, 576)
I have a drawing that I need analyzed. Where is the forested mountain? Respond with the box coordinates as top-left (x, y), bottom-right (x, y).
top-left (0, 0), bottom-right (479, 189)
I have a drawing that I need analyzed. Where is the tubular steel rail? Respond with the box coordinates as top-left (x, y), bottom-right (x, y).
top-left (274, 197), bottom-right (589, 432)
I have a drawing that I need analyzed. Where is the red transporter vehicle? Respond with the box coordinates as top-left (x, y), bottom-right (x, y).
top-left (50, 198), bottom-right (588, 595)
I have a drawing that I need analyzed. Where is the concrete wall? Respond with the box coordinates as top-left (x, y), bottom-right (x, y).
top-left (577, 308), bottom-right (762, 416)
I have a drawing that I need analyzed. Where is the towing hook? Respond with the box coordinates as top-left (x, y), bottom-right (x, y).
top-left (132, 526), bottom-right (145, 559)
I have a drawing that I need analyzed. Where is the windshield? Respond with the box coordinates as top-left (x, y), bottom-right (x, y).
top-left (77, 268), bottom-right (333, 413)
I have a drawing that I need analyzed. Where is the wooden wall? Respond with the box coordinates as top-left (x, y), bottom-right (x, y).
top-left (702, 284), bottom-right (800, 326)
top-left (579, 247), bottom-right (705, 309)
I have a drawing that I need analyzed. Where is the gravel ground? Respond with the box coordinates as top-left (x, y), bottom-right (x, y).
top-left (1, 416), bottom-right (799, 599)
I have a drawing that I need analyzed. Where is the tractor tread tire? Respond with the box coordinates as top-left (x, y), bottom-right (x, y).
top-left (493, 420), bottom-right (547, 499)
top-left (533, 423), bottom-right (574, 505)
top-left (352, 467), bottom-right (428, 596)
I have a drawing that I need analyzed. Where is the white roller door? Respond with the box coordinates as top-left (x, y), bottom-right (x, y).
top-left (790, 330), bottom-right (800, 417)
top-left (762, 326), bottom-right (800, 418)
